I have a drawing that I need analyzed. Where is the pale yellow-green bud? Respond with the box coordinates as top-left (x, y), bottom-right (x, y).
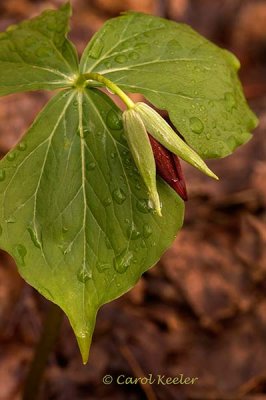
top-left (135, 102), bottom-right (218, 180)
top-left (122, 108), bottom-right (162, 216)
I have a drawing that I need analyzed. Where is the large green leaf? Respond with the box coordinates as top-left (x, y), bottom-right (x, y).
top-left (0, 88), bottom-right (184, 362)
top-left (80, 12), bottom-right (258, 158)
top-left (0, 3), bottom-right (78, 96)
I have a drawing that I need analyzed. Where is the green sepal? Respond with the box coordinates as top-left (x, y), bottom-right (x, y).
top-left (135, 102), bottom-right (218, 180)
top-left (123, 108), bottom-right (161, 215)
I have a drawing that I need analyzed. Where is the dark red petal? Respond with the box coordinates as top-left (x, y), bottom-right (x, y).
top-left (148, 135), bottom-right (188, 201)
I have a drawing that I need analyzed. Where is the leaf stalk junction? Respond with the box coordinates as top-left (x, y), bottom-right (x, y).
top-left (74, 72), bottom-right (135, 110)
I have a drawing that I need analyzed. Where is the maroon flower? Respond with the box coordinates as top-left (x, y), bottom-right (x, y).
top-left (148, 134), bottom-right (188, 201)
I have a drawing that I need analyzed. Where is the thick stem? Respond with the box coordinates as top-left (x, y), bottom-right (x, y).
top-left (23, 302), bottom-right (64, 400)
top-left (81, 72), bottom-right (135, 109)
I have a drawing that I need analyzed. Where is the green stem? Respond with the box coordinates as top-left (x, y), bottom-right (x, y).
top-left (79, 72), bottom-right (135, 109)
top-left (22, 302), bottom-right (64, 400)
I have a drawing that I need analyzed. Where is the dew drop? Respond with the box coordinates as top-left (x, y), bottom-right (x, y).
top-left (14, 244), bottom-right (27, 266)
top-left (128, 52), bottom-right (139, 61)
top-left (127, 223), bottom-right (141, 240)
top-left (135, 42), bottom-right (148, 50)
top-left (141, 240), bottom-right (146, 248)
top-left (36, 47), bottom-right (51, 58)
top-left (206, 133), bottom-right (211, 140)
top-left (88, 37), bottom-right (104, 59)
top-left (224, 92), bottom-right (236, 111)
top-left (112, 188), bottom-right (126, 205)
top-left (5, 217), bottom-right (16, 224)
top-left (136, 199), bottom-right (153, 214)
top-left (143, 224), bottom-right (152, 238)
top-left (189, 117), bottom-right (204, 134)
top-left (110, 152), bottom-right (117, 160)
top-left (106, 110), bottom-right (123, 130)
top-left (96, 263), bottom-right (111, 273)
top-left (77, 266), bottom-right (92, 283)
top-left (103, 197), bottom-right (112, 206)
top-left (18, 142), bottom-right (27, 151)
top-left (27, 227), bottom-right (42, 249)
top-left (7, 152), bottom-right (16, 161)
top-left (114, 249), bottom-right (133, 274)
top-left (0, 169), bottom-right (6, 182)
top-left (96, 131), bottom-right (103, 139)
top-left (115, 54), bottom-right (127, 64)
top-left (105, 61), bottom-right (111, 69)
top-left (81, 128), bottom-right (91, 138)
top-left (86, 162), bottom-right (96, 171)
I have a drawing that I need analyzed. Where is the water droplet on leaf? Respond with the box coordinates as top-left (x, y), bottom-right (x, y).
top-left (112, 188), bottom-right (126, 205)
top-left (0, 169), bottom-right (6, 181)
top-left (86, 162), bottom-right (96, 171)
top-left (96, 263), bottom-right (111, 273)
top-left (106, 110), bottom-right (122, 130)
top-left (143, 224), bottom-right (152, 238)
top-left (128, 52), bottom-right (139, 61)
top-left (114, 249), bottom-right (133, 274)
top-left (18, 142), bottom-right (27, 151)
top-left (189, 117), bottom-right (204, 134)
top-left (88, 37), bottom-right (104, 59)
top-left (224, 92), bottom-right (236, 111)
top-left (136, 199), bottom-right (153, 214)
top-left (7, 152), bottom-right (16, 161)
top-left (27, 226), bottom-right (42, 249)
top-left (115, 55), bottom-right (127, 64)
top-left (103, 197), bottom-right (112, 206)
top-left (14, 244), bottom-right (27, 266)
top-left (36, 47), bottom-right (52, 58)
top-left (77, 266), bottom-right (92, 283)
top-left (127, 223), bottom-right (141, 240)
top-left (6, 217), bottom-right (16, 223)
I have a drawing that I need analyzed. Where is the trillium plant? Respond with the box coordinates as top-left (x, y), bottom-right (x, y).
top-left (0, 2), bottom-right (258, 368)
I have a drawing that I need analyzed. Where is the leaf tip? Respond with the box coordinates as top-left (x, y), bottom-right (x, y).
top-left (77, 332), bottom-right (92, 365)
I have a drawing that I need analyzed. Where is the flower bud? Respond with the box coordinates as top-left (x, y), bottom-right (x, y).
top-left (149, 135), bottom-right (188, 201)
top-left (122, 108), bottom-right (162, 216)
top-left (135, 102), bottom-right (218, 180)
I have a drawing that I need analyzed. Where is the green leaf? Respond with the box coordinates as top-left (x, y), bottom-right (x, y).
top-left (0, 3), bottom-right (78, 96)
top-left (80, 12), bottom-right (258, 159)
top-left (0, 88), bottom-right (184, 363)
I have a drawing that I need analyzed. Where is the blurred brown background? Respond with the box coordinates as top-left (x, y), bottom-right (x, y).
top-left (0, 0), bottom-right (266, 399)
